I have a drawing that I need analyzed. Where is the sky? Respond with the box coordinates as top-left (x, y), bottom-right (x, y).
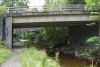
top-left (28, 0), bottom-right (45, 6)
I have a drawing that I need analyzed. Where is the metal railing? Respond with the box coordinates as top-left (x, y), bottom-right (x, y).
top-left (7, 4), bottom-right (100, 14)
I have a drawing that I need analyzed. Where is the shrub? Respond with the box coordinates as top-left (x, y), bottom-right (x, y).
top-left (0, 41), bottom-right (11, 64)
top-left (21, 48), bottom-right (60, 67)
top-left (20, 32), bottom-right (34, 47)
top-left (82, 36), bottom-right (100, 61)
top-left (0, 6), bottom-right (6, 17)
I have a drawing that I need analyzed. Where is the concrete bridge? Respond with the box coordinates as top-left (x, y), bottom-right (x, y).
top-left (3, 5), bottom-right (100, 48)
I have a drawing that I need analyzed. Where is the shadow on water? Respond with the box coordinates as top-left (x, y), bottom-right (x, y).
top-left (60, 54), bottom-right (100, 67)
top-left (48, 51), bottom-right (100, 67)
top-left (59, 55), bottom-right (88, 67)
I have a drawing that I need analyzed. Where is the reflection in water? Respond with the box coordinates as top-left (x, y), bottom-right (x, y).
top-left (60, 55), bottom-right (90, 67)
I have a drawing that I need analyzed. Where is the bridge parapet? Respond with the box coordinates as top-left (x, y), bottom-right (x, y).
top-left (6, 4), bottom-right (100, 16)
top-left (7, 4), bottom-right (88, 14)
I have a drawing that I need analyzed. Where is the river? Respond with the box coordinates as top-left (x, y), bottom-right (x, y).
top-left (60, 55), bottom-right (89, 67)
top-left (59, 55), bottom-right (100, 67)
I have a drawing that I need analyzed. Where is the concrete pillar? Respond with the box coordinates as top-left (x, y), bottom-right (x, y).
top-left (5, 17), bottom-right (13, 48)
top-left (0, 20), bottom-right (3, 40)
top-left (98, 23), bottom-right (100, 36)
top-left (2, 18), bottom-right (6, 40)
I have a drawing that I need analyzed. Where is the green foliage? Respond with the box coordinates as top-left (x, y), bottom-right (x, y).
top-left (20, 32), bottom-right (34, 47)
top-left (83, 36), bottom-right (100, 61)
top-left (21, 48), bottom-right (60, 67)
top-left (13, 32), bottom-right (21, 42)
top-left (20, 32), bottom-right (42, 47)
top-left (41, 27), bottom-right (67, 49)
top-left (46, 0), bottom-right (68, 6)
top-left (45, 0), bottom-right (85, 6)
top-left (85, 0), bottom-right (100, 10)
top-left (1, 0), bottom-right (28, 7)
top-left (0, 6), bottom-right (6, 17)
top-left (0, 41), bottom-right (6, 48)
top-left (21, 32), bottom-right (34, 40)
top-left (68, 0), bottom-right (86, 4)
top-left (44, 0), bottom-right (68, 11)
top-left (87, 36), bottom-right (100, 46)
top-left (45, 0), bottom-right (86, 11)
top-left (0, 41), bottom-right (11, 64)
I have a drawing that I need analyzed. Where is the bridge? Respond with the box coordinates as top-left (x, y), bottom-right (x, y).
top-left (3, 4), bottom-right (100, 48)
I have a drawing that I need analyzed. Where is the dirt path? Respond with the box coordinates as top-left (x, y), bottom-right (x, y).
top-left (1, 48), bottom-right (23, 67)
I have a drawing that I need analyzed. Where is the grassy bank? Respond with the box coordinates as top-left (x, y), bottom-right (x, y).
top-left (0, 44), bottom-right (11, 64)
top-left (21, 47), bottom-right (60, 67)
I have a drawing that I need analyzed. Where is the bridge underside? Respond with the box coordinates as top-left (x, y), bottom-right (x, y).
top-left (13, 21), bottom-right (96, 28)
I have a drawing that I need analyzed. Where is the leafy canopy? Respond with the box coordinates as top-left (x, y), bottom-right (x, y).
top-left (0, 6), bottom-right (6, 17)
top-left (0, 0), bottom-right (29, 7)
top-left (85, 0), bottom-right (100, 10)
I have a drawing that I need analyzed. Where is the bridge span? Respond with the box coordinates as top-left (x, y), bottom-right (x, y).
top-left (4, 5), bottom-right (100, 48)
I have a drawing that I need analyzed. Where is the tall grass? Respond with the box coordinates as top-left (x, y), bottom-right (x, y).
top-left (21, 48), bottom-right (60, 67)
top-left (0, 41), bottom-right (11, 64)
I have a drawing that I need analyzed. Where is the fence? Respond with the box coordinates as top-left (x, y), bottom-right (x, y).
top-left (7, 4), bottom-right (100, 13)
top-left (7, 4), bottom-right (86, 13)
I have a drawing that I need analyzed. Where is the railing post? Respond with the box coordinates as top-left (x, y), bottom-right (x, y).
top-left (59, 5), bottom-right (62, 11)
top-left (85, 5), bottom-right (87, 11)
top-left (8, 4), bottom-right (91, 13)
top-left (7, 7), bottom-right (9, 13)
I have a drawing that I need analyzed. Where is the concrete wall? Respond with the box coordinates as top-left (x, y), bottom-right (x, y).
top-left (0, 21), bottom-right (2, 40)
top-left (5, 17), bottom-right (13, 48)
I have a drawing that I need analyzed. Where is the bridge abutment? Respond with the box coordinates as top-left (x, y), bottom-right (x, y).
top-left (97, 23), bottom-right (100, 36)
top-left (5, 17), bottom-right (13, 48)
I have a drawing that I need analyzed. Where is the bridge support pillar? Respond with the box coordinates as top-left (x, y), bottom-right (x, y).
top-left (98, 23), bottom-right (100, 36)
top-left (5, 17), bottom-right (13, 48)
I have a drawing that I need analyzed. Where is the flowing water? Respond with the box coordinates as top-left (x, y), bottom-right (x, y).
top-left (59, 55), bottom-right (100, 67)
top-left (60, 55), bottom-right (89, 67)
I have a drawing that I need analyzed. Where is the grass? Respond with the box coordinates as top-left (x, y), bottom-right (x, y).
top-left (21, 47), bottom-right (60, 67)
top-left (0, 43), bottom-right (11, 64)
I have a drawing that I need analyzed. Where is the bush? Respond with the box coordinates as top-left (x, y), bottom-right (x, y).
top-left (39, 27), bottom-right (67, 49)
top-left (0, 41), bottom-right (11, 64)
top-left (0, 6), bottom-right (6, 17)
top-left (21, 48), bottom-right (60, 67)
top-left (82, 36), bottom-right (100, 61)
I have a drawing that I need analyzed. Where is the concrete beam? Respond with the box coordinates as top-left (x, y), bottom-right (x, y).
top-left (13, 15), bottom-right (95, 23)
top-left (5, 17), bottom-right (13, 48)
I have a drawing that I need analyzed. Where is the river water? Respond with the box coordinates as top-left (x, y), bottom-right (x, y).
top-left (60, 55), bottom-right (89, 67)
top-left (59, 55), bottom-right (100, 67)
top-left (47, 49), bottom-right (100, 67)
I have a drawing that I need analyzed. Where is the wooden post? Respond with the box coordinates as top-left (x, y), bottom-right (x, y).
top-left (5, 17), bottom-right (13, 48)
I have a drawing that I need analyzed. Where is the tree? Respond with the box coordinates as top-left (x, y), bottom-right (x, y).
top-left (83, 36), bottom-right (100, 61)
top-left (45, 0), bottom-right (86, 6)
top-left (0, 0), bottom-right (29, 7)
top-left (45, 0), bottom-right (68, 6)
top-left (41, 27), bottom-right (67, 49)
top-left (0, 6), bottom-right (6, 17)
top-left (85, 0), bottom-right (100, 10)
top-left (68, 0), bottom-right (86, 4)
